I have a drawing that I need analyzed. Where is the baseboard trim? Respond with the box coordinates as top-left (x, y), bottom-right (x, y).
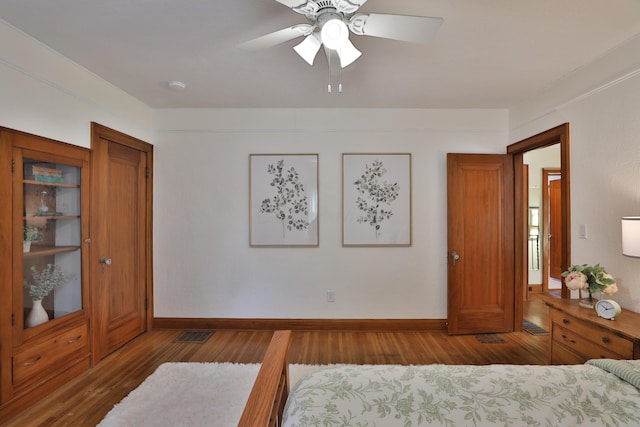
top-left (153, 317), bottom-right (447, 332)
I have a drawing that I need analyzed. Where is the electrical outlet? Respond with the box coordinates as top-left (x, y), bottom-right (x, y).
top-left (327, 290), bottom-right (336, 303)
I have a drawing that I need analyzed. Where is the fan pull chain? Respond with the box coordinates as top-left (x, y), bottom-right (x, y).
top-left (327, 49), bottom-right (332, 93)
top-left (327, 53), bottom-right (333, 93)
top-left (329, 82), bottom-right (343, 93)
top-left (327, 76), bottom-right (343, 93)
top-left (326, 51), bottom-right (343, 94)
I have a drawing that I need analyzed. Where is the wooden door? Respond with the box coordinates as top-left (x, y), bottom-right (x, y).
top-left (91, 123), bottom-right (152, 362)
top-left (549, 178), bottom-right (563, 279)
top-left (447, 153), bottom-right (514, 334)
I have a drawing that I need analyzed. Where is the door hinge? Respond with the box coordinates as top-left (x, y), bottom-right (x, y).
top-left (12, 313), bottom-right (15, 326)
top-left (145, 298), bottom-right (149, 310)
top-left (11, 159), bottom-right (15, 173)
top-left (145, 167), bottom-right (150, 178)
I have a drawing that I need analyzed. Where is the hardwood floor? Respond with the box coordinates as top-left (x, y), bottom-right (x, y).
top-left (3, 296), bottom-right (551, 427)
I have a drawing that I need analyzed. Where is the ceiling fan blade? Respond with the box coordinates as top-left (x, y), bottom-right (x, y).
top-left (238, 24), bottom-right (313, 51)
top-left (294, 33), bottom-right (322, 65)
top-left (349, 13), bottom-right (443, 44)
top-left (333, 0), bottom-right (368, 14)
top-left (272, 0), bottom-right (308, 8)
top-left (336, 39), bottom-right (362, 68)
top-left (273, 0), bottom-right (320, 16)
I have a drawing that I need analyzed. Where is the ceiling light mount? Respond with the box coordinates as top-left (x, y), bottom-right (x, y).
top-left (167, 80), bottom-right (186, 91)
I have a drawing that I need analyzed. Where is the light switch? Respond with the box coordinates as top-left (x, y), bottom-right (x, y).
top-left (578, 224), bottom-right (587, 239)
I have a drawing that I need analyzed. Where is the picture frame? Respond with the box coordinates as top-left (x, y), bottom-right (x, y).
top-left (250, 154), bottom-right (319, 247)
top-left (342, 153), bottom-right (411, 246)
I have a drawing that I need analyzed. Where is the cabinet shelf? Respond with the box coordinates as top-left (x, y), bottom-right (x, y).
top-left (23, 179), bottom-right (79, 188)
top-left (24, 215), bottom-right (80, 220)
top-left (23, 245), bottom-right (80, 257)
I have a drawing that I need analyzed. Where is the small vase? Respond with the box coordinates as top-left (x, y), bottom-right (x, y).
top-left (579, 289), bottom-right (594, 309)
top-left (26, 299), bottom-right (49, 328)
top-left (23, 240), bottom-right (31, 253)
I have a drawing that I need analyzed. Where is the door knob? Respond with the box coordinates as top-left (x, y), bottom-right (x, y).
top-left (451, 251), bottom-right (460, 265)
top-left (100, 256), bottom-right (112, 272)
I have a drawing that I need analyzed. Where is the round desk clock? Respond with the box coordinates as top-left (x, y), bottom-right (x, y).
top-left (595, 299), bottom-right (622, 320)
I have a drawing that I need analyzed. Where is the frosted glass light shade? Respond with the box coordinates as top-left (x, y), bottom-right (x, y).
top-left (622, 216), bottom-right (640, 257)
top-left (321, 19), bottom-right (348, 50)
top-left (337, 40), bottom-right (362, 68)
top-left (294, 34), bottom-right (322, 65)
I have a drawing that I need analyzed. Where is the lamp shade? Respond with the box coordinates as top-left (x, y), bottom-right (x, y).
top-left (622, 216), bottom-right (640, 257)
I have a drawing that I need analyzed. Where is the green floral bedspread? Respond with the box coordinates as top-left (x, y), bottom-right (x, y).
top-left (282, 363), bottom-right (640, 426)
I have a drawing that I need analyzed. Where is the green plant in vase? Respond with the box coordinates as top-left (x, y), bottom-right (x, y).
top-left (24, 264), bottom-right (72, 300)
top-left (23, 226), bottom-right (42, 252)
top-left (24, 264), bottom-right (72, 327)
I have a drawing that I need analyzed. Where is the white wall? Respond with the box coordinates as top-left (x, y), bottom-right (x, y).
top-left (0, 20), bottom-right (152, 146)
top-left (511, 36), bottom-right (640, 312)
top-left (152, 109), bottom-right (508, 318)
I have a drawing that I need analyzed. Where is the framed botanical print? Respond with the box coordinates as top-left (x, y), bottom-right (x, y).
top-left (250, 154), bottom-right (319, 247)
top-left (342, 153), bottom-right (411, 246)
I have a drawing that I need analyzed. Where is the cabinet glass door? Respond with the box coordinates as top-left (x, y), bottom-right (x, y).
top-left (22, 159), bottom-right (82, 328)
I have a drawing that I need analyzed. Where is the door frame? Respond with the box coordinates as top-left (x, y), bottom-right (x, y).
top-left (90, 123), bottom-right (154, 363)
top-left (542, 168), bottom-right (561, 292)
top-left (508, 123), bottom-right (571, 328)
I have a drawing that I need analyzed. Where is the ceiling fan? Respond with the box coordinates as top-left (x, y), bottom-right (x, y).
top-left (238, 0), bottom-right (443, 70)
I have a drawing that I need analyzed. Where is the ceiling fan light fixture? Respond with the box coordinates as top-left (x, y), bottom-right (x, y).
top-left (294, 33), bottom-right (322, 65)
top-left (238, 2), bottom-right (444, 86)
top-left (337, 39), bottom-right (361, 67)
top-left (321, 18), bottom-right (349, 50)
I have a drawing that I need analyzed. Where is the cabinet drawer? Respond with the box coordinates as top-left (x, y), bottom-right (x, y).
top-left (552, 323), bottom-right (628, 360)
top-left (551, 340), bottom-right (588, 364)
top-left (551, 311), bottom-right (633, 358)
top-left (13, 324), bottom-right (89, 386)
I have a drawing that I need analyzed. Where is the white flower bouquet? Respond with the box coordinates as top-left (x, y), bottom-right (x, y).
top-left (561, 263), bottom-right (618, 296)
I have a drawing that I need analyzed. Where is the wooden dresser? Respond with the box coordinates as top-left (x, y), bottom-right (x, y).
top-left (545, 297), bottom-right (640, 364)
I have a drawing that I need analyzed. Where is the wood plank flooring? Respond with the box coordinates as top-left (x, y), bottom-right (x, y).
top-left (2, 296), bottom-right (551, 427)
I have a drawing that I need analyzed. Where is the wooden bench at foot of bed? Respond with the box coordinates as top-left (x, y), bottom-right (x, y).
top-left (238, 330), bottom-right (292, 427)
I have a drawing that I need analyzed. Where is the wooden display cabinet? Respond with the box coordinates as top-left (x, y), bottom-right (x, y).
top-left (0, 128), bottom-right (91, 420)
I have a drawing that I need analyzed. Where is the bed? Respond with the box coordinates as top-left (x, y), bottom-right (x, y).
top-left (240, 330), bottom-right (640, 426)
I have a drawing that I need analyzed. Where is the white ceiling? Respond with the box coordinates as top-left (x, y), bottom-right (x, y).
top-left (2, 0), bottom-right (640, 109)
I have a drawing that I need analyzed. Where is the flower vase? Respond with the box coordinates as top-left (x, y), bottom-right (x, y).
top-left (23, 240), bottom-right (31, 253)
top-left (26, 299), bottom-right (49, 328)
top-left (579, 289), bottom-right (594, 309)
